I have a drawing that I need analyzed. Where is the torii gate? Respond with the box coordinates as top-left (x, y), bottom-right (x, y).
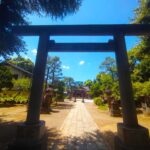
top-left (11, 24), bottom-right (150, 150)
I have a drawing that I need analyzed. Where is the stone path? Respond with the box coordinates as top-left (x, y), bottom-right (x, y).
top-left (58, 99), bottom-right (108, 150)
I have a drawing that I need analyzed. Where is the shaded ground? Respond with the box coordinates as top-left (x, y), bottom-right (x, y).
top-left (0, 99), bottom-right (150, 150)
top-left (0, 100), bottom-right (74, 150)
top-left (85, 100), bottom-right (150, 150)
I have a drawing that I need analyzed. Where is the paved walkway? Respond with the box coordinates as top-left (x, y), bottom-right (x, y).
top-left (58, 99), bottom-right (108, 150)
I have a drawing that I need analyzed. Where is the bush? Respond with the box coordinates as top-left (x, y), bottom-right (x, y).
top-left (13, 78), bottom-right (31, 91)
top-left (94, 97), bottom-right (103, 106)
top-left (98, 104), bottom-right (108, 110)
top-left (133, 81), bottom-right (150, 100)
top-left (15, 95), bottom-right (28, 104)
top-left (0, 78), bottom-right (31, 104)
top-left (0, 90), bottom-right (29, 104)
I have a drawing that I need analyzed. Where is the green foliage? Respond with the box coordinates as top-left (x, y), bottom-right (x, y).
top-left (7, 56), bottom-right (34, 73)
top-left (90, 81), bottom-right (102, 97)
top-left (13, 78), bottom-right (31, 91)
top-left (98, 104), bottom-right (108, 110)
top-left (130, 0), bottom-right (150, 82)
top-left (133, 0), bottom-right (150, 24)
top-left (127, 0), bottom-right (150, 103)
top-left (0, 90), bottom-right (29, 104)
top-left (128, 42), bottom-right (150, 82)
top-left (53, 81), bottom-right (65, 101)
top-left (94, 97), bottom-right (108, 110)
top-left (133, 81), bottom-right (150, 100)
top-left (0, 65), bottom-right (13, 90)
top-left (63, 76), bottom-right (74, 92)
top-left (46, 56), bottom-right (62, 86)
top-left (84, 80), bottom-right (93, 88)
top-left (99, 57), bottom-right (117, 81)
top-left (94, 97), bottom-right (103, 106)
top-left (89, 57), bottom-right (120, 101)
top-left (111, 81), bottom-right (120, 101)
top-left (97, 73), bottom-right (113, 91)
top-left (0, 0), bottom-right (82, 57)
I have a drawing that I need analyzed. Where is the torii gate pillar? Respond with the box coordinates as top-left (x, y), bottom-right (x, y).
top-left (9, 34), bottom-right (49, 150)
top-left (114, 34), bottom-right (150, 150)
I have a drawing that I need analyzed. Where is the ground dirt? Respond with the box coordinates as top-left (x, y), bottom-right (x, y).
top-left (85, 101), bottom-right (150, 150)
top-left (0, 100), bottom-right (74, 150)
top-left (0, 99), bottom-right (150, 150)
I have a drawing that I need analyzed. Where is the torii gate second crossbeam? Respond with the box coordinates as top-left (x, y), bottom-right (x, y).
top-left (48, 40), bottom-right (115, 52)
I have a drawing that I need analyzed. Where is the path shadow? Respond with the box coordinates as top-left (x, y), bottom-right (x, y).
top-left (41, 101), bottom-right (74, 114)
top-left (0, 103), bottom-right (17, 108)
top-left (102, 131), bottom-right (116, 150)
top-left (52, 102), bottom-right (74, 110)
top-left (44, 127), bottom-right (66, 150)
top-left (43, 128), bottom-right (111, 150)
top-left (0, 119), bottom-right (19, 150)
top-left (0, 119), bottom-right (115, 150)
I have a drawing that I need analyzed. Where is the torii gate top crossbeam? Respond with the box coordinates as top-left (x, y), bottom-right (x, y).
top-left (48, 41), bottom-right (114, 52)
top-left (12, 24), bottom-right (150, 36)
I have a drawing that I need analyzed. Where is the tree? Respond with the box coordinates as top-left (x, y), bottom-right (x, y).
top-left (96, 73), bottom-right (113, 92)
top-left (126, 0), bottom-right (150, 103)
top-left (128, 44), bottom-right (150, 82)
top-left (84, 80), bottom-right (93, 88)
top-left (63, 77), bottom-right (74, 92)
top-left (90, 80), bottom-right (101, 97)
top-left (131, 0), bottom-right (150, 82)
top-left (53, 80), bottom-right (65, 101)
top-left (133, 0), bottom-right (150, 24)
top-left (74, 81), bottom-right (84, 89)
top-left (100, 57), bottom-right (117, 81)
top-left (89, 56), bottom-right (120, 100)
top-left (0, 65), bottom-right (13, 91)
top-left (0, 0), bottom-right (82, 57)
top-left (45, 56), bottom-right (62, 87)
top-left (7, 56), bottom-right (34, 73)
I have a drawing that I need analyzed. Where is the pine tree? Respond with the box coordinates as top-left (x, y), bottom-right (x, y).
top-left (0, 0), bottom-right (82, 57)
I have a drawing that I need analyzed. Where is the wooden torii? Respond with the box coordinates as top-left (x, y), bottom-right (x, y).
top-left (11, 24), bottom-right (150, 150)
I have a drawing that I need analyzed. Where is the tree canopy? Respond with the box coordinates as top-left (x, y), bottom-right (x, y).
top-left (129, 0), bottom-right (150, 82)
top-left (0, 65), bottom-right (13, 91)
top-left (7, 56), bottom-right (34, 73)
top-left (99, 57), bottom-right (117, 81)
top-left (89, 57), bottom-right (120, 100)
top-left (0, 0), bottom-right (82, 57)
top-left (134, 0), bottom-right (150, 24)
top-left (63, 77), bottom-right (74, 92)
top-left (45, 56), bottom-right (62, 86)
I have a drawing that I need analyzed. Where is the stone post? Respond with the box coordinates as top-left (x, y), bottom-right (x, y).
top-left (26, 33), bottom-right (49, 124)
top-left (114, 34), bottom-right (150, 150)
top-left (9, 34), bottom-right (49, 150)
top-left (114, 34), bottom-right (138, 127)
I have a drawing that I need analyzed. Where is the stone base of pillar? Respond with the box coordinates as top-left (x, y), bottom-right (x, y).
top-left (115, 123), bottom-right (150, 150)
top-left (8, 120), bottom-right (46, 150)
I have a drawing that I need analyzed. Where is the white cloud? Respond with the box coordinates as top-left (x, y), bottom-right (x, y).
top-left (32, 49), bottom-right (37, 55)
top-left (79, 60), bottom-right (85, 65)
top-left (62, 65), bottom-right (70, 70)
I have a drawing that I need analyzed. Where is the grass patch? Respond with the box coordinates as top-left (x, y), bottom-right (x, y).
top-left (98, 104), bottom-right (108, 110)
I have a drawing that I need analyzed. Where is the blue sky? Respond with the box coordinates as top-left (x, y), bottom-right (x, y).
top-left (20, 0), bottom-right (139, 82)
